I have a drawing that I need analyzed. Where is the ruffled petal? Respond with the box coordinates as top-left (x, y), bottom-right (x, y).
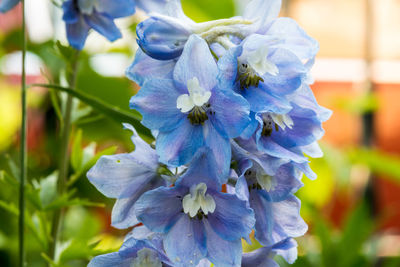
top-left (243, 0), bottom-right (282, 33)
top-left (130, 78), bottom-right (185, 132)
top-left (135, 186), bottom-right (186, 233)
top-left (207, 191), bottom-right (255, 241)
top-left (164, 215), bottom-right (206, 267)
top-left (209, 88), bottom-right (250, 138)
top-left (156, 120), bottom-right (204, 167)
top-left (204, 220), bottom-right (242, 267)
top-left (87, 153), bottom-right (158, 199)
top-left (174, 35), bottom-right (218, 92)
top-left (126, 49), bottom-right (175, 86)
top-left (65, 16), bottom-right (90, 50)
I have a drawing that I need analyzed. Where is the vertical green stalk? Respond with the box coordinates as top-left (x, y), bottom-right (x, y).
top-left (49, 50), bottom-right (80, 261)
top-left (19, 0), bottom-right (27, 266)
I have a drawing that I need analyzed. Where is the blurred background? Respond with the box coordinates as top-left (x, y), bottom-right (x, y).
top-left (0, 0), bottom-right (400, 266)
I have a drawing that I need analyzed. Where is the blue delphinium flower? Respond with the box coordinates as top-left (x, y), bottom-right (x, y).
top-left (130, 35), bottom-right (250, 179)
top-left (62, 0), bottom-right (136, 50)
top-left (88, 228), bottom-right (173, 267)
top-left (134, 149), bottom-right (255, 266)
top-left (0, 0), bottom-right (19, 13)
top-left (231, 140), bottom-right (307, 246)
top-left (87, 123), bottom-right (169, 229)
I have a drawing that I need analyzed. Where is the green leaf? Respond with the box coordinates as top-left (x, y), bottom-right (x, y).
top-left (347, 148), bottom-right (400, 183)
top-left (29, 83), bottom-right (151, 138)
top-left (55, 41), bottom-right (76, 63)
top-left (71, 129), bottom-right (83, 171)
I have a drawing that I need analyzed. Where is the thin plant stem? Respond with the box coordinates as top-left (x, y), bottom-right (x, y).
top-left (19, 0), bottom-right (27, 266)
top-left (48, 50), bottom-right (80, 261)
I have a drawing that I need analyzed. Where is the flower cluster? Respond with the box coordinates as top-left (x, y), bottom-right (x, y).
top-left (87, 0), bottom-right (331, 266)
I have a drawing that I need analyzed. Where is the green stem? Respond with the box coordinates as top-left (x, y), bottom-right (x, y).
top-left (48, 50), bottom-right (80, 262)
top-left (19, 0), bottom-right (27, 266)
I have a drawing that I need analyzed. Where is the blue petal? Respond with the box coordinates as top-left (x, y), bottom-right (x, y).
top-left (267, 163), bottom-right (303, 202)
top-left (111, 196), bottom-right (140, 229)
top-left (261, 48), bottom-right (306, 95)
top-left (240, 112), bottom-right (259, 139)
top-left (176, 147), bottom-right (222, 191)
top-left (96, 0), bottom-right (135, 18)
top-left (209, 88), bottom-right (250, 138)
top-left (238, 83), bottom-right (292, 114)
top-left (267, 17), bottom-right (319, 61)
top-left (207, 191), bottom-right (255, 241)
top-left (88, 252), bottom-right (131, 267)
top-left (65, 16), bottom-right (90, 50)
top-left (136, 0), bottom-right (193, 23)
top-left (156, 120), bottom-right (204, 167)
top-left (85, 12), bottom-right (122, 41)
top-left (137, 15), bottom-right (192, 60)
top-left (0, 0), bottom-right (19, 13)
top-left (135, 186), bottom-right (186, 233)
top-left (288, 84), bottom-right (332, 122)
top-left (164, 215), bottom-right (206, 267)
top-left (253, 194), bottom-right (308, 245)
top-left (62, 0), bottom-right (79, 23)
top-left (272, 238), bottom-right (298, 264)
top-left (130, 78), bottom-right (185, 132)
top-left (243, 0), bottom-right (282, 33)
top-left (204, 220), bottom-right (242, 267)
top-left (203, 122), bottom-right (231, 180)
top-left (87, 152), bottom-right (158, 199)
top-left (174, 35), bottom-right (218, 92)
top-left (241, 246), bottom-right (279, 267)
top-left (217, 46), bottom-right (242, 89)
top-left (126, 49), bottom-right (176, 86)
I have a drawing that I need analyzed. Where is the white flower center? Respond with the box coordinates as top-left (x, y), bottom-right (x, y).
top-left (182, 183), bottom-right (216, 218)
top-left (270, 113), bottom-right (294, 130)
top-left (256, 171), bottom-right (277, 192)
top-left (247, 45), bottom-right (279, 76)
top-left (78, 0), bottom-right (98, 15)
top-left (132, 248), bottom-right (162, 267)
top-left (176, 77), bottom-right (211, 113)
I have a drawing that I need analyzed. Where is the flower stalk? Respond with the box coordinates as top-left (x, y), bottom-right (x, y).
top-left (19, 0), bottom-right (27, 266)
top-left (48, 50), bottom-right (80, 261)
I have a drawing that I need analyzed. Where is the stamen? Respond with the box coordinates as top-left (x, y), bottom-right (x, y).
top-left (237, 63), bottom-right (264, 90)
top-left (187, 105), bottom-right (209, 125)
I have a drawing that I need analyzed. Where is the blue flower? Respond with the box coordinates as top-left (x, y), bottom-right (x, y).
top-left (242, 238), bottom-right (299, 267)
top-left (62, 0), bottom-right (135, 50)
top-left (134, 149), bottom-right (255, 267)
top-left (0, 0), bottom-right (19, 13)
top-left (87, 124), bottom-right (168, 229)
top-left (88, 228), bottom-right (173, 267)
top-left (130, 35), bottom-right (250, 179)
top-left (218, 34), bottom-right (308, 116)
top-left (231, 140), bottom-right (307, 246)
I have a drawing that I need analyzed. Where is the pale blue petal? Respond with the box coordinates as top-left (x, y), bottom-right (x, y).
top-left (87, 153), bottom-right (158, 199)
top-left (156, 120), bottom-right (204, 167)
top-left (203, 122), bottom-right (231, 181)
top-left (209, 88), bottom-right (250, 138)
top-left (174, 35), bottom-right (218, 92)
top-left (88, 252), bottom-right (131, 267)
top-left (243, 0), bottom-right (282, 33)
top-left (204, 220), bottom-right (242, 267)
top-left (267, 17), bottom-right (319, 61)
top-left (241, 246), bottom-right (278, 267)
top-left (126, 49), bottom-right (175, 86)
top-left (207, 191), bottom-right (255, 241)
top-left (135, 186), bottom-right (185, 233)
top-left (164, 215), bottom-right (206, 267)
top-left (130, 79), bottom-right (185, 132)
top-left (96, 0), bottom-right (135, 18)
